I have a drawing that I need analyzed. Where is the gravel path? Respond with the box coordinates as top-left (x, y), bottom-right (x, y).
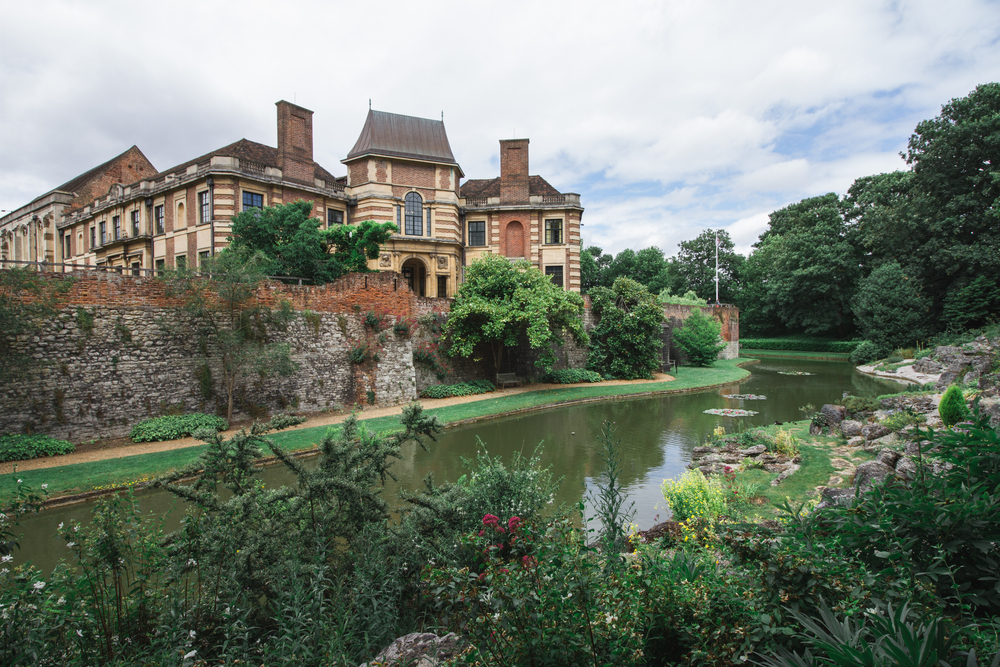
top-left (1, 374), bottom-right (674, 474)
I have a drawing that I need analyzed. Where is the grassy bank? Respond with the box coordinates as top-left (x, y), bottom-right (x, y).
top-left (741, 349), bottom-right (853, 360)
top-left (3, 358), bottom-right (753, 502)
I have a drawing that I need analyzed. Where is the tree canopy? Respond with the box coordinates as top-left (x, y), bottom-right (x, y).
top-left (444, 254), bottom-right (588, 373)
top-left (587, 277), bottom-right (664, 379)
top-left (674, 229), bottom-right (744, 304)
top-left (226, 200), bottom-right (396, 284)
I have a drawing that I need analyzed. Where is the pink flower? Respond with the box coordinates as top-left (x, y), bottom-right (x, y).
top-left (508, 516), bottom-right (522, 530)
top-left (482, 514), bottom-right (500, 527)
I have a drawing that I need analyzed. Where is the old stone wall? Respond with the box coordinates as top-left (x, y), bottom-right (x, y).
top-left (662, 304), bottom-right (741, 361)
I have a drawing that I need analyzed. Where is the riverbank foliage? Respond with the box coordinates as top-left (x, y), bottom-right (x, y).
top-left (673, 308), bottom-right (727, 367)
top-left (128, 413), bottom-right (229, 443)
top-left (4, 408), bottom-right (998, 665)
top-left (588, 277), bottom-right (665, 379)
top-left (419, 379), bottom-right (495, 399)
top-left (0, 434), bottom-right (74, 463)
top-left (741, 336), bottom-right (859, 353)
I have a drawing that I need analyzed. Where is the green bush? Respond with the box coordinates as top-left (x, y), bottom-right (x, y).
top-left (660, 469), bottom-right (727, 522)
top-left (850, 340), bottom-right (881, 364)
top-left (588, 278), bottom-right (665, 379)
top-left (841, 394), bottom-right (882, 416)
top-left (129, 413), bottom-right (229, 443)
top-left (0, 434), bottom-right (74, 462)
top-left (419, 379), bottom-right (495, 399)
top-left (673, 308), bottom-right (726, 367)
top-left (659, 289), bottom-right (708, 306)
top-left (939, 385), bottom-right (970, 427)
top-left (539, 368), bottom-right (602, 384)
top-left (741, 336), bottom-right (860, 353)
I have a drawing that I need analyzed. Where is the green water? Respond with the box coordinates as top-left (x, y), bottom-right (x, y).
top-left (12, 357), bottom-right (902, 571)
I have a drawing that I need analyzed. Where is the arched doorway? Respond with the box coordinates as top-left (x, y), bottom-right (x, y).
top-left (401, 258), bottom-right (427, 296)
top-left (505, 221), bottom-right (524, 258)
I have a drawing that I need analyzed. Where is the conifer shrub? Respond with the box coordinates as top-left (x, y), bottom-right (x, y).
top-left (129, 413), bottom-right (229, 442)
top-left (939, 385), bottom-right (970, 427)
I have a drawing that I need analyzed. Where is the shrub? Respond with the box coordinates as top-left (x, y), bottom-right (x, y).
top-left (939, 385), bottom-right (970, 427)
top-left (0, 434), bottom-right (74, 462)
top-left (741, 336), bottom-right (860, 353)
top-left (852, 261), bottom-right (933, 352)
top-left (659, 289), bottom-right (708, 306)
top-left (539, 368), bottom-right (602, 384)
top-left (673, 308), bottom-right (726, 367)
top-left (842, 394), bottom-right (881, 415)
top-left (880, 409), bottom-right (926, 432)
top-left (770, 428), bottom-right (799, 457)
top-left (419, 379), bottom-right (495, 399)
top-left (661, 469), bottom-right (727, 522)
top-left (129, 413), bottom-right (228, 442)
top-left (588, 278), bottom-right (664, 379)
top-left (850, 340), bottom-right (881, 364)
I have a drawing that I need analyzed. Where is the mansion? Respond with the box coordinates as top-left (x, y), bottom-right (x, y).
top-left (0, 102), bottom-right (583, 294)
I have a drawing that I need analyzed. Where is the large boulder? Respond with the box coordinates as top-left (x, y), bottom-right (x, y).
top-left (895, 456), bottom-right (918, 480)
top-left (821, 404), bottom-right (846, 426)
top-left (936, 371), bottom-right (960, 389)
top-left (359, 633), bottom-right (464, 667)
top-left (840, 420), bottom-right (863, 438)
top-left (847, 436), bottom-right (865, 448)
top-left (853, 461), bottom-right (895, 493)
top-left (817, 487), bottom-right (855, 509)
top-left (913, 357), bottom-right (944, 374)
top-left (862, 423), bottom-right (891, 442)
top-left (739, 444), bottom-right (767, 456)
top-left (876, 449), bottom-right (901, 468)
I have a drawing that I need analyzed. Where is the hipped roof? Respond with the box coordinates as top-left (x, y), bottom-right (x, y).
top-left (346, 110), bottom-right (461, 173)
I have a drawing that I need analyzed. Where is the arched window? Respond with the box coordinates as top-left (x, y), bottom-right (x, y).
top-left (404, 192), bottom-right (422, 235)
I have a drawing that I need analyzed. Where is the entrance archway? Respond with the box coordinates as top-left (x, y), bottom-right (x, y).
top-left (401, 258), bottom-right (427, 296)
top-left (504, 221), bottom-right (524, 258)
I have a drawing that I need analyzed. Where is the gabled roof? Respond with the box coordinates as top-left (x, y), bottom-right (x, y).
top-left (460, 175), bottom-right (562, 198)
top-left (55, 145), bottom-right (152, 194)
top-left (346, 110), bottom-right (460, 168)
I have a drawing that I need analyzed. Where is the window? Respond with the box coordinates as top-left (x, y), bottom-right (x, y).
top-left (545, 265), bottom-right (564, 288)
top-left (199, 191), bottom-right (211, 223)
top-left (63, 234), bottom-right (71, 259)
top-left (131, 210), bottom-right (140, 237)
top-left (404, 192), bottom-right (422, 235)
top-left (425, 207), bottom-right (432, 237)
top-left (242, 191), bottom-right (263, 211)
top-left (155, 258), bottom-right (165, 274)
top-left (437, 275), bottom-right (447, 298)
top-left (327, 209), bottom-right (344, 227)
top-left (199, 250), bottom-right (210, 267)
top-left (468, 221), bottom-right (486, 246)
top-left (544, 219), bottom-right (563, 244)
top-left (90, 226), bottom-right (96, 250)
top-left (154, 205), bottom-right (164, 235)
top-left (396, 205), bottom-right (402, 232)
top-left (113, 216), bottom-right (121, 241)
top-left (99, 221), bottom-right (107, 245)
top-left (175, 255), bottom-right (186, 270)
top-left (131, 262), bottom-right (141, 277)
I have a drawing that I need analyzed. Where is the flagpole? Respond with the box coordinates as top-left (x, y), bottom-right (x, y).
top-left (715, 230), bottom-right (719, 304)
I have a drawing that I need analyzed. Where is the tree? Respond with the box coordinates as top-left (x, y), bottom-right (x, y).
top-left (587, 277), bottom-right (664, 379)
top-left (851, 261), bottom-right (932, 352)
top-left (674, 229), bottom-right (745, 304)
top-left (226, 200), bottom-right (396, 284)
top-left (672, 308), bottom-right (726, 367)
top-left (444, 254), bottom-right (588, 373)
top-left (166, 249), bottom-right (297, 422)
top-left (0, 268), bottom-right (71, 381)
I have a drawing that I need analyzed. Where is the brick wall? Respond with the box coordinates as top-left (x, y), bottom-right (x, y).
top-left (499, 139), bottom-right (529, 204)
top-left (392, 162), bottom-right (435, 188)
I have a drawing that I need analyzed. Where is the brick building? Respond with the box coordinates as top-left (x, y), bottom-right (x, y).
top-left (3, 103), bottom-right (583, 291)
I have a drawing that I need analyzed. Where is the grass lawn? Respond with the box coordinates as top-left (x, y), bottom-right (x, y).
top-left (741, 349), bottom-right (853, 360)
top-left (3, 359), bottom-right (753, 502)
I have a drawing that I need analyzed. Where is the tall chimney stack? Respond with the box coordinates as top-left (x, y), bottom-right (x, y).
top-left (499, 138), bottom-right (529, 205)
top-left (275, 100), bottom-right (314, 183)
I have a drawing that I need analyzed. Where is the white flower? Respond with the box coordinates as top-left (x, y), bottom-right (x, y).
top-left (76, 630), bottom-right (83, 637)
top-left (16, 479), bottom-right (22, 484)
top-left (187, 559), bottom-right (197, 567)
top-left (58, 522), bottom-right (64, 529)
top-left (41, 484), bottom-right (47, 490)
top-left (184, 650), bottom-right (197, 659)
top-left (33, 581), bottom-right (45, 591)
top-left (66, 542), bottom-right (76, 548)
top-left (189, 630), bottom-right (196, 639)
top-left (57, 597), bottom-right (66, 606)
top-left (0, 568), bottom-right (8, 576)
top-left (0, 555), bottom-right (12, 563)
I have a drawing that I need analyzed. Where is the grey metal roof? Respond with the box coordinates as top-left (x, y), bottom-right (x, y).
top-left (345, 110), bottom-right (459, 167)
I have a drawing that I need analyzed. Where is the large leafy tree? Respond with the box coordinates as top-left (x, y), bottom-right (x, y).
top-left (166, 249), bottom-right (297, 422)
top-left (444, 254), bottom-right (588, 373)
top-left (851, 261), bottom-right (932, 353)
top-left (226, 200), bottom-right (396, 284)
top-left (674, 229), bottom-right (744, 304)
top-left (587, 277), bottom-right (664, 379)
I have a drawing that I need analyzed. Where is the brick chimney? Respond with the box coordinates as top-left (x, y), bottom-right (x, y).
top-left (276, 100), bottom-right (314, 183)
top-left (499, 138), bottom-right (529, 205)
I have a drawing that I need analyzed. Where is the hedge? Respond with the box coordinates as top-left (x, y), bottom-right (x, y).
top-left (539, 369), bottom-right (603, 384)
top-left (0, 434), bottom-right (75, 463)
top-left (130, 413), bottom-right (229, 443)
top-left (419, 380), bottom-right (496, 399)
top-left (740, 337), bottom-right (860, 353)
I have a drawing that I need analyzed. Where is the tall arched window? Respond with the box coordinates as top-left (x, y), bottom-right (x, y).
top-left (404, 192), bottom-right (422, 235)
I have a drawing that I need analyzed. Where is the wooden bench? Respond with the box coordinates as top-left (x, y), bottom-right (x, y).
top-left (496, 372), bottom-right (521, 389)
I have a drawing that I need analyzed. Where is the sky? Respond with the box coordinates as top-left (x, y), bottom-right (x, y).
top-left (1, 0), bottom-right (999, 257)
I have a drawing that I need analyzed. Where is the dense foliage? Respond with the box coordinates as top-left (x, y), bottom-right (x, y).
top-left (740, 337), bottom-right (859, 353)
top-left (588, 277), bottom-right (664, 379)
top-left (445, 254), bottom-right (588, 373)
top-left (539, 368), bottom-right (603, 384)
top-left (226, 200), bottom-right (397, 284)
top-left (672, 308), bottom-right (727, 367)
top-left (419, 379), bottom-right (495, 399)
top-left (129, 413), bottom-right (229, 442)
top-left (938, 385), bottom-right (970, 427)
top-left (0, 434), bottom-right (74, 462)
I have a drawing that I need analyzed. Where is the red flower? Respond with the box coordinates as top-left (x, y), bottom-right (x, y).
top-left (507, 516), bottom-right (522, 530)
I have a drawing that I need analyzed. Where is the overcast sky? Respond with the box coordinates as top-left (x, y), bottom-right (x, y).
top-left (2, 0), bottom-right (998, 256)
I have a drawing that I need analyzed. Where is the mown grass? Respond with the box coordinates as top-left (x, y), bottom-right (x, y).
top-left (3, 359), bottom-right (753, 502)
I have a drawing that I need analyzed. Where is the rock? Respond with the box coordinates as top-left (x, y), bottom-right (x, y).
top-left (770, 464), bottom-right (800, 486)
top-left (895, 456), bottom-right (917, 480)
top-left (972, 356), bottom-right (992, 373)
top-left (821, 404), bottom-right (846, 425)
top-left (853, 461), bottom-right (895, 493)
top-left (847, 436), bottom-right (865, 448)
top-left (764, 463), bottom-right (792, 474)
top-left (913, 358), bottom-right (944, 374)
top-left (862, 423), bottom-right (891, 442)
top-left (694, 463), bottom-right (730, 476)
top-left (817, 487), bottom-right (855, 509)
top-left (692, 446), bottom-right (715, 456)
top-left (964, 371), bottom-right (980, 385)
top-left (935, 345), bottom-right (964, 357)
top-left (809, 423), bottom-right (822, 436)
top-left (739, 444), bottom-right (767, 456)
top-left (359, 632), bottom-right (464, 667)
top-left (870, 433), bottom-right (899, 450)
top-left (876, 449), bottom-right (901, 468)
top-left (936, 371), bottom-right (959, 389)
top-left (697, 453), bottom-right (743, 465)
top-left (840, 420), bottom-right (863, 437)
